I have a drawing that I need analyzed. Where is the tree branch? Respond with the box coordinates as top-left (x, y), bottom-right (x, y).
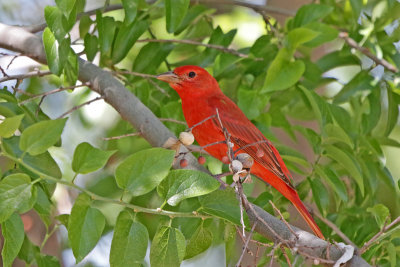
top-left (339, 32), bottom-right (398, 73)
top-left (0, 22), bottom-right (370, 267)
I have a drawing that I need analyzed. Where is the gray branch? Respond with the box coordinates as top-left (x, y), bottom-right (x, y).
top-left (0, 23), bottom-right (370, 267)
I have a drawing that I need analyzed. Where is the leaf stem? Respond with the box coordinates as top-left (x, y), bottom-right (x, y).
top-left (1, 152), bottom-right (211, 219)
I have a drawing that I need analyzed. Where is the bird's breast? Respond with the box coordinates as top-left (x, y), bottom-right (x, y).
top-left (182, 99), bottom-right (227, 160)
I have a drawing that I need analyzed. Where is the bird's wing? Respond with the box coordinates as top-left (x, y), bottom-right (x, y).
top-left (207, 95), bottom-right (295, 189)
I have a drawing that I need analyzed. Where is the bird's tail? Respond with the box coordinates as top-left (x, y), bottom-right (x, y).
top-left (253, 166), bottom-right (325, 239)
top-left (285, 188), bottom-right (325, 240)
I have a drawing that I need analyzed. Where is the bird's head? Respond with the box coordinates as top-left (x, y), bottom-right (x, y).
top-left (156, 65), bottom-right (220, 98)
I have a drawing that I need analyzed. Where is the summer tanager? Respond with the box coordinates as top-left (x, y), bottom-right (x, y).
top-left (157, 65), bottom-right (324, 239)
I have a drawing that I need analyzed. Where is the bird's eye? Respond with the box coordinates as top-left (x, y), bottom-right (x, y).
top-left (188, 71), bottom-right (196, 78)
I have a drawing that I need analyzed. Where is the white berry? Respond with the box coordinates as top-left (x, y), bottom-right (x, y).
top-left (179, 131), bottom-right (195, 146)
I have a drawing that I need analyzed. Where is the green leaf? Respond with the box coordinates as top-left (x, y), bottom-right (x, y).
top-left (111, 20), bottom-right (148, 64)
top-left (303, 22), bottom-right (338, 47)
top-left (56, 214), bottom-right (69, 227)
top-left (72, 142), bottom-right (116, 174)
top-left (97, 14), bottom-right (117, 60)
top-left (184, 222), bottom-right (212, 259)
top-left (19, 118), bottom-right (67, 156)
top-left (165, 0), bottom-right (190, 33)
top-left (387, 242), bottom-right (396, 267)
top-left (0, 114), bottom-right (24, 138)
top-left (43, 28), bottom-right (62, 75)
top-left (237, 89), bottom-right (264, 120)
top-left (34, 186), bottom-right (53, 227)
top-left (323, 123), bottom-right (353, 148)
top-left (35, 254), bottom-right (61, 267)
top-left (333, 71), bottom-right (374, 104)
top-left (385, 88), bottom-right (400, 136)
top-left (291, 4), bottom-right (333, 28)
top-left (350, 0), bottom-right (363, 19)
top-left (0, 173), bottom-right (32, 223)
top-left (286, 27), bottom-right (319, 50)
top-left (299, 85), bottom-right (331, 128)
top-left (115, 148), bottom-right (175, 196)
top-left (201, 27), bottom-right (236, 66)
top-left (44, 6), bottom-right (66, 41)
top-left (68, 194), bottom-right (105, 263)
top-left (110, 210), bottom-right (149, 267)
top-left (18, 236), bottom-right (39, 264)
top-left (316, 49), bottom-right (360, 72)
top-left (367, 204), bottom-right (390, 228)
top-left (157, 169), bottom-right (219, 206)
top-left (150, 226), bottom-right (186, 267)
top-left (3, 136), bottom-right (62, 180)
top-left (199, 188), bottom-right (247, 226)
top-left (315, 166), bottom-right (348, 202)
top-left (263, 49), bottom-right (305, 92)
top-left (174, 5), bottom-right (211, 35)
top-left (56, 0), bottom-right (76, 18)
top-left (362, 89), bottom-right (381, 134)
top-left (132, 42), bottom-right (174, 75)
top-left (64, 48), bottom-right (79, 85)
top-left (308, 177), bottom-right (329, 213)
top-left (84, 34), bottom-right (98, 62)
top-left (79, 14), bottom-right (92, 37)
top-left (324, 145), bottom-right (364, 196)
top-left (1, 213), bottom-right (24, 267)
top-left (122, 0), bottom-right (138, 24)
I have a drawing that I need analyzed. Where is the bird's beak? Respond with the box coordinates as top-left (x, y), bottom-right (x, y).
top-left (156, 71), bottom-right (180, 84)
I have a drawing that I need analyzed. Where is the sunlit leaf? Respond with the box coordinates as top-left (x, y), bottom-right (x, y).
top-left (72, 142), bottom-right (116, 174)
top-left (115, 148), bottom-right (175, 196)
top-left (158, 169), bottom-right (219, 206)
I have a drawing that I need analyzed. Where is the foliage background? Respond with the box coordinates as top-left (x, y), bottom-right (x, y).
top-left (0, 0), bottom-right (399, 266)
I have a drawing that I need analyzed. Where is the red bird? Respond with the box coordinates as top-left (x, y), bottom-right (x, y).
top-left (157, 65), bottom-right (324, 239)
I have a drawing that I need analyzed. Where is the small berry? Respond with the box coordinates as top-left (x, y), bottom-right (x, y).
top-left (180, 158), bottom-right (188, 167)
top-left (198, 156), bottom-right (206, 165)
top-left (230, 160), bottom-right (243, 173)
top-left (256, 149), bottom-right (264, 158)
top-left (222, 156), bottom-right (230, 164)
top-left (179, 131), bottom-right (195, 146)
top-left (313, 259), bottom-right (320, 265)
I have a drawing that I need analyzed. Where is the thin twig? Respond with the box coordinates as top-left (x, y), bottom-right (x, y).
top-left (0, 69), bottom-right (52, 83)
top-left (102, 132), bottom-right (142, 141)
top-left (146, 77), bottom-right (170, 97)
top-left (0, 66), bottom-right (9, 77)
top-left (137, 38), bottom-right (261, 60)
top-left (6, 55), bottom-right (19, 69)
top-left (159, 118), bottom-right (187, 125)
top-left (269, 200), bottom-right (299, 240)
top-left (113, 70), bottom-right (157, 79)
top-left (314, 212), bottom-right (356, 248)
top-left (236, 222), bottom-right (257, 267)
top-left (360, 215), bottom-right (400, 254)
top-left (268, 242), bottom-right (280, 267)
top-left (19, 83), bottom-right (90, 105)
top-left (198, 0), bottom-right (296, 16)
top-left (11, 86), bottom-right (34, 96)
top-left (339, 32), bottom-right (398, 73)
top-left (280, 244), bottom-right (293, 267)
top-left (56, 96), bottom-right (104, 119)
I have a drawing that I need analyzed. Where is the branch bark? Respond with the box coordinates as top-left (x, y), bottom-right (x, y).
top-left (0, 23), bottom-right (370, 267)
